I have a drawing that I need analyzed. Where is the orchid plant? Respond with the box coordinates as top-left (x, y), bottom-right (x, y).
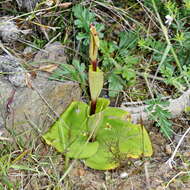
top-left (43, 25), bottom-right (153, 170)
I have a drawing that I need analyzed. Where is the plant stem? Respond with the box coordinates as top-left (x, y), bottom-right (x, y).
top-left (90, 59), bottom-right (97, 115)
top-left (90, 100), bottom-right (96, 115)
top-left (64, 154), bottom-right (70, 170)
top-left (91, 60), bottom-right (97, 72)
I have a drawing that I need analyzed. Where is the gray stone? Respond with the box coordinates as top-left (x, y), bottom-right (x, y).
top-left (0, 78), bottom-right (13, 129)
top-left (23, 46), bottom-right (33, 55)
top-left (0, 18), bottom-right (30, 42)
top-left (0, 42), bottom-right (81, 141)
top-left (15, 0), bottom-right (40, 11)
top-left (34, 42), bottom-right (67, 65)
top-left (0, 19), bottom-right (19, 42)
top-left (0, 55), bottom-right (26, 87)
top-left (0, 73), bottom-right (81, 140)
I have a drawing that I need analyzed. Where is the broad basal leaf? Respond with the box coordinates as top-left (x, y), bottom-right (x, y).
top-left (85, 142), bottom-right (119, 170)
top-left (43, 99), bottom-right (153, 170)
top-left (95, 98), bottom-right (110, 113)
top-left (85, 106), bottom-right (152, 169)
top-left (43, 102), bottom-right (98, 158)
top-left (119, 122), bottom-right (153, 158)
top-left (67, 137), bottom-right (99, 159)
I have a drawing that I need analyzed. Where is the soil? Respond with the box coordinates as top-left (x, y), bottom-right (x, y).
top-left (3, 116), bottom-right (190, 190)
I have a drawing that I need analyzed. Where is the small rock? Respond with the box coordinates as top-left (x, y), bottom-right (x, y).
top-left (174, 134), bottom-right (182, 143)
top-left (0, 18), bottom-right (30, 42)
top-left (0, 19), bottom-right (19, 42)
top-left (72, 168), bottom-right (86, 177)
top-left (165, 144), bottom-right (172, 155)
top-left (34, 42), bottom-right (67, 65)
top-left (0, 55), bottom-right (26, 87)
top-left (134, 160), bottom-right (143, 167)
top-left (23, 47), bottom-right (33, 55)
top-left (120, 172), bottom-right (128, 179)
top-left (156, 186), bottom-right (164, 190)
top-left (16, 0), bottom-right (40, 11)
top-left (183, 152), bottom-right (190, 157)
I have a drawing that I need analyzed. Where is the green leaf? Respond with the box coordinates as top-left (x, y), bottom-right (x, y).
top-left (74, 20), bottom-right (84, 28)
top-left (89, 66), bottom-right (104, 101)
top-left (72, 5), bottom-right (95, 32)
top-left (87, 98), bottom-right (110, 138)
top-left (43, 101), bottom-right (87, 152)
top-left (157, 119), bottom-right (172, 138)
top-left (119, 31), bottom-right (138, 49)
top-left (96, 24), bottom-right (105, 38)
top-left (87, 111), bottom-right (104, 141)
top-left (121, 68), bottom-right (136, 81)
top-left (146, 98), bottom-right (173, 138)
top-left (100, 40), bottom-right (118, 55)
top-left (108, 74), bottom-right (124, 97)
top-left (102, 57), bottom-right (116, 70)
top-left (73, 5), bottom-right (104, 46)
top-left (43, 100), bottom-right (153, 170)
top-left (85, 109), bottom-right (127, 170)
top-left (76, 32), bottom-right (89, 41)
top-left (52, 63), bottom-right (75, 80)
top-left (66, 138), bottom-right (99, 159)
top-left (85, 106), bottom-right (152, 169)
top-left (50, 59), bottom-right (87, 85)
top-left (95, 98), bottom-right (110, 113)
top-left (72, 59), bottom-right (87, 84)
top-left (43, 102), bottom-right (98, 158)
top-left (85, 143), bottom-right (119, 170)
top-left (119, 123), bottom-right (153, 157)
top-left (95, 107), bottom-right (147, 157)
top-left (101, 106), bottom-right (131, 122)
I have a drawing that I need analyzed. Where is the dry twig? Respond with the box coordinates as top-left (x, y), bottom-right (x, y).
top-left (121, 88), bottom-right (190, 123)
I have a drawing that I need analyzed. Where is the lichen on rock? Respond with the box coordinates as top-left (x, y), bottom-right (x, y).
top-left (0, 18), bottom-right (30, 42)
top-left (15, 0), bottom-right (40, 11)
top-left (34, 42), bottom-right (67, 65)
top-left (0, 55), bottom-right (26, 87)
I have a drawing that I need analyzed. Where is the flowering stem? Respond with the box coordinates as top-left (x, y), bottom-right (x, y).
top-left (90, 59), bottom-right (97, 114)
top-left (89, 24), bottom-right (100, 115)
top-left (91, 60), bottom-right (97, 72)
top-left (90, 100), bottom-right (96, 115)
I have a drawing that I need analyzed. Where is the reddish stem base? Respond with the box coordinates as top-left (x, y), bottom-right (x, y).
top-left (91, 60), bottom-right (97, 72)
top-left (90, 100), bottom-right (96, 115)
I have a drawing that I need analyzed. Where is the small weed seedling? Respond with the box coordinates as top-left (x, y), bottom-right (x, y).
top-left (43, 25), bottom-right (152, 170)
top-left (50, 59), bottom-right (87, 86)
top-left (100, 31), bottom-right (139, 97)
top-left (145, 97), bottom-right (172, 138)
top-left (72, 4), bottom-right (104, 45)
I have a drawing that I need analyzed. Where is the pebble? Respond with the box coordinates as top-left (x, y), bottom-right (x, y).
top-left (156, 186), bottom-right (164, 190)
top-left (0, 19), bottom-right (19, 42)
top-left (0, 55), bottom-right (26, 87)
top-left (165, 144), bottom-right (172, 155)
top-left (23, 47), bottom-right (33, 55)
top-left (134, 160), bottom-right (143, 167)
top-left (120, 172), bottom-right (128, 179)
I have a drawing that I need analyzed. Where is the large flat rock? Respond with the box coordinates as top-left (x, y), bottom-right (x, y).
top-left (0, 73), bottom-right (81, 140)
